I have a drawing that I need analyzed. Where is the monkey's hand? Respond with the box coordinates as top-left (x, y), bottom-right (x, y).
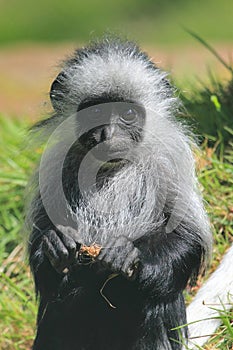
top-left (42, 225), bottom-right (82, 274)
top-left (97, 236), bottom-right (140, 280)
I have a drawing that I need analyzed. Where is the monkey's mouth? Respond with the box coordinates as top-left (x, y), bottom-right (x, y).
top-left (90, 142), bottom-right (129, 162)
top-left (108, 158), bottom-right (124, 163)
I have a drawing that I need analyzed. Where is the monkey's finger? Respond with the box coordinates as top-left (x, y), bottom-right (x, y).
top-left (97, 247), bottom-right (110, 262)
top-left (56, 225), bottom-right (83, 245)
top-left (98, 236), bottom-right (131, 259)
top-left (110, 241), bottom-right (135, 269)
top-left (42, 231), bottom-right (69, 273)
top-left (97, 236), bottom-right (117, 261)
top-left (42, 236), bottom-right (63, 273)
top-left (99, 235), bottom-right (130, 261)
top-left (122, 247), bottom-right (140, 279)
top-left (56, 227), bottom-right (79, 261)
top-left (98, 244), bottom-right (123, 264)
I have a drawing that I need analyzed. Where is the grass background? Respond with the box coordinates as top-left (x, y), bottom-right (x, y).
top-left (0, 0), bottom-right (233, 348)
top-left (1, 0), bottom-right (233, 46)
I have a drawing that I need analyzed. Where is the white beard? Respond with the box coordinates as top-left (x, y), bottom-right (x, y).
top-left (70, 153), bottom-right (165, 246)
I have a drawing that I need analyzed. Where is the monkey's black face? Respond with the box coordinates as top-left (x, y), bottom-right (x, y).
top-left (77, 101), bottom-right (145, 161)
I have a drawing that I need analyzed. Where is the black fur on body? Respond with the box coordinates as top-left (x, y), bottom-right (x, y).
top-left (26, 37), bottom-right (212, 350)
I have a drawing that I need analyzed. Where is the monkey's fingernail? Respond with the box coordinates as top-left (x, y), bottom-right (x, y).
top-left (63, 267), bottom-right (69, 274)
top-left (127, 268), bottom-right (134, 277)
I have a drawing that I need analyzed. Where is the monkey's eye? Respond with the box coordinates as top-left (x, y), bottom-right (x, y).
top-left (91, 106), bottom-right (101, 114)
top-left (120, 108), bottom-right (137, 124)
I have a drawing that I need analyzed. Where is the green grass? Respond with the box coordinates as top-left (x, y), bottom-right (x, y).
top-left (179, 32), bottom-right (233, 151)
top-left (0, 116), bottom-right (39, 349)
top-left (0, 117), bottom-right (39, 259)
top-left (0, 0), bottom-right (233, 45)
top-left (179, 46), bottom-right (233, 350)
top-left (0, 116), bottom-right (41, 349)
top-left (181, 80), bottom-right (233, 150)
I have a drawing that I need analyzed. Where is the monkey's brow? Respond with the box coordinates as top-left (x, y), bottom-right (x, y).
top-left (77, 96), bottom-right (134, 111)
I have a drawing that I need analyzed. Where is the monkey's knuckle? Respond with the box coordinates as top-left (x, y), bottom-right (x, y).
top-left (48, 229), bottom-right (56, 237)
top-left (132, 247), bottom-right (140, 258)
top-left (69, 242), bottom-right (77, 252)
top-left (61, 249), bottom-right (69, 260)
top-left (127, 267), bottom-right (134, 278)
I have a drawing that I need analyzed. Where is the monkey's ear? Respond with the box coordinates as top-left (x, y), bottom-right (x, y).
top-left (50, 71), bottom-right (68, 111)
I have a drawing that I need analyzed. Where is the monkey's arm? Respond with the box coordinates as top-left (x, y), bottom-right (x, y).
top-left (135, 227), bottom-right (204, 299)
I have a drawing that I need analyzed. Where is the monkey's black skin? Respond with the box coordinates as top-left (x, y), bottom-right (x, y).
top-left (28, 38), bottom-right (205, 350)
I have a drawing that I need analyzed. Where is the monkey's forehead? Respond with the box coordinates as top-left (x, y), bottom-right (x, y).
top-left (55, 38), bottom-right (175, 113)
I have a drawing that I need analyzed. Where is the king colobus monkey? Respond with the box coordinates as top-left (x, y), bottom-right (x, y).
top-left (26, 37), bottom-right (212, 350)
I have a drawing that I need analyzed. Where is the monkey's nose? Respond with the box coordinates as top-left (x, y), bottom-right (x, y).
top-left (100, 125), bottom-right (115, 142)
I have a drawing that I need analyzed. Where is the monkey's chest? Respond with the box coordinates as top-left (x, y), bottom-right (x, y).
top-left (53, 268), bottom-right (145, 348)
